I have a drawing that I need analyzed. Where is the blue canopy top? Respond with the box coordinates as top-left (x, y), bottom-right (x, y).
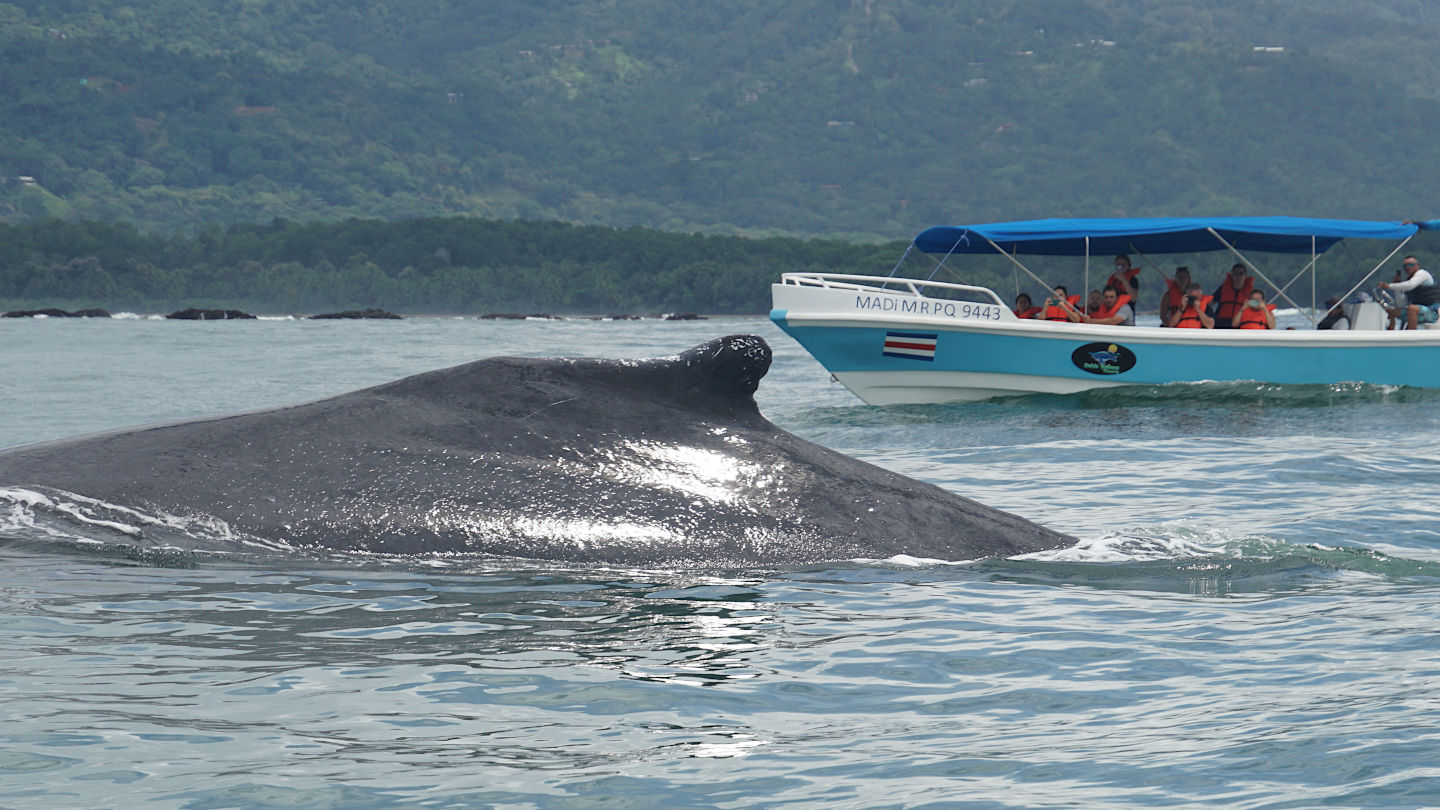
top-left (913, 216), bottom-right (1418, 257)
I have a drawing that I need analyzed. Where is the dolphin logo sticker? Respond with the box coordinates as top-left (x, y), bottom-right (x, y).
top-left (1071, 342), bottom-right (1137, 375)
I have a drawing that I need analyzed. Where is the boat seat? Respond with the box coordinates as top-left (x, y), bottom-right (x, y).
top-left (1346, 301), bottom-right (1388, 330)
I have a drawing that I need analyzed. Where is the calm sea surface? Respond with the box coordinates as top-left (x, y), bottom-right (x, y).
top-left (3, 314), bottom-right (1440, 809)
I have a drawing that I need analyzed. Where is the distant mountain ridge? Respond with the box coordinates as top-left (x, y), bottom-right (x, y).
top-left (0, 0), bottom-right (1437, 236)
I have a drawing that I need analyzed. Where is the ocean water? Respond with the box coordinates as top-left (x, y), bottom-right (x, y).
top-left (3, 315), bottom-right (1440, 809)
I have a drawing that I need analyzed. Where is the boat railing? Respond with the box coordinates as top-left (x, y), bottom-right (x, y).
top-left (779, 273), bottom-right (1008, 308)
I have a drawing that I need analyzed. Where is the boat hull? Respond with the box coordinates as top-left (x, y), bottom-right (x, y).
top-left (771, 283), bottom-right (1440, 404)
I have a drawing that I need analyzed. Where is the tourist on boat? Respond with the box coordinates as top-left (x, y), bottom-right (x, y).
top-left (1166, 283), bottom-right (1214, 328)
top-left (1012, 293), bottom-right (1041, 319)
top-left (1317, 297), bottom-right (1349, 330)
top-left (1210, 263), bottom-right (1255, 328)
top-left (1232, 289), bottom-right (1276, 330)
top-left (1040, 286), bottom-right (1082, 321)
top-left (1107, 254), bottom-right (1141, 303)
top-left (1158, 266), bottom-right (1193, 327)
top-left (1380, 256), bottom-right (1439, 330)
top-left (1084, 285), bottom-right (1135, 326)
top-left (1085, 289), bottom-right (1104, 317)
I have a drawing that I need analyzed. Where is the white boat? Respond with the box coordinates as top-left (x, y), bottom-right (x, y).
top-left (770, 216), bottom-right (1440, 404)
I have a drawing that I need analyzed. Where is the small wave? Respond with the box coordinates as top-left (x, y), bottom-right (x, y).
top-left (984, 527), bottom-right (1440, 595)
top-left (1061, 379), bottom-right (1431, 409)
top-left (788, 380), bottom-right (1437, 430)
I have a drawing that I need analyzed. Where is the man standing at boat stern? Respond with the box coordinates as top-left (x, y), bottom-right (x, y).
top-left (1380, 256), bottom-right (1440, 330)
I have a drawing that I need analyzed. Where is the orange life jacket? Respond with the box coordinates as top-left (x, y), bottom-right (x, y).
top-left (1013, 306), bottom-right (1042, 319)
top-left (1236, 302), bottom-right (1273, 329)
top-left (1092, 294), bottom-right (1133, 321)
top-left (1108, 267), bottom-right (1141, 295)
top-left (1213, 276), bottom-right (1255, 321)
top-left (1163, 278), bottom-right (1190, 310)
top-left (1174, 295), bottom-right (1213, 328)
top-left (1041, 295), bottom-right (1079, 321)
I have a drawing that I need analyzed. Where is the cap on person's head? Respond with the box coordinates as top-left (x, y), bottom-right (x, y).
top-left (1325, 297), bottom-right (1340, 307)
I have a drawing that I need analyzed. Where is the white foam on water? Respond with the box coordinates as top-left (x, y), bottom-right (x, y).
top-left (0, 486), bottom-right (292, 552)
top-left (852, 553), bottom-right (978, 567)
top-left (1014, 529), bottom-right (1228, 563)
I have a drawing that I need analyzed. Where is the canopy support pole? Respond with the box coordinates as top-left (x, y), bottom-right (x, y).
top-left (885, 244), bottom-right (914, 279)
top-left (1272, 251), bottom-right (1321, 325)
top-left (982, 236), bottom-right (1054, 298)
top-left (1130, 244), bottom-right (1163, 275)
top-left (923, 238), bottom-right (965, 283)
top-left (1330, 234), bottom-right (1416, 309)
top-left (1084, 237), bottom-right (1090, 312)
top-left (1207, 227), bottom-right (1307, 316)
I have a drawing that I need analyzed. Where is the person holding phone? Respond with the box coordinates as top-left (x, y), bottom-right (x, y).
top-left (1232, 289), bottom-right (1275, 330)
top-left (1039, 285), bottom-right (1082, 322)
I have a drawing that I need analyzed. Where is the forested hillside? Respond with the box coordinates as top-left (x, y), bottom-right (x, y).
top-left (0, 0), bottom-right (1437, 237)
top-left (0, 217), bottom-right (910, 313)
top-left (5, 215), bottom-right (1429, 315)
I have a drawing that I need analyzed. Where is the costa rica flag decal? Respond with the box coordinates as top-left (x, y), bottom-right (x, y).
top-left (882, 331), bottom-right (938, 361)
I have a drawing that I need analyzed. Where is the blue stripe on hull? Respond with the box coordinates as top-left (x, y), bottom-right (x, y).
top-left (769, 314), bottom-right (1440, 389)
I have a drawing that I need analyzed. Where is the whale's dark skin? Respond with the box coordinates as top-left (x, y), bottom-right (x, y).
top-left (0, 335), bottom-right (1073, 566)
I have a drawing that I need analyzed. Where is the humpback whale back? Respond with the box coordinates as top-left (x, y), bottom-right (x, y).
top-left (0, 335), bottom-right (1073, 566)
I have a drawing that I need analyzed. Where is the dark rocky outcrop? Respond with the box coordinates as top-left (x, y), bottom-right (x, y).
top-left (166, 308), bottom-right (257, 320)
top-left (2, 308), bottom-right (112, 318)
top-left (307, 309), bottom-right (402, 320)
top-left (663, 312), bottom-right (708, 321)
top-left (3, 308), bottom-right (73, 318)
